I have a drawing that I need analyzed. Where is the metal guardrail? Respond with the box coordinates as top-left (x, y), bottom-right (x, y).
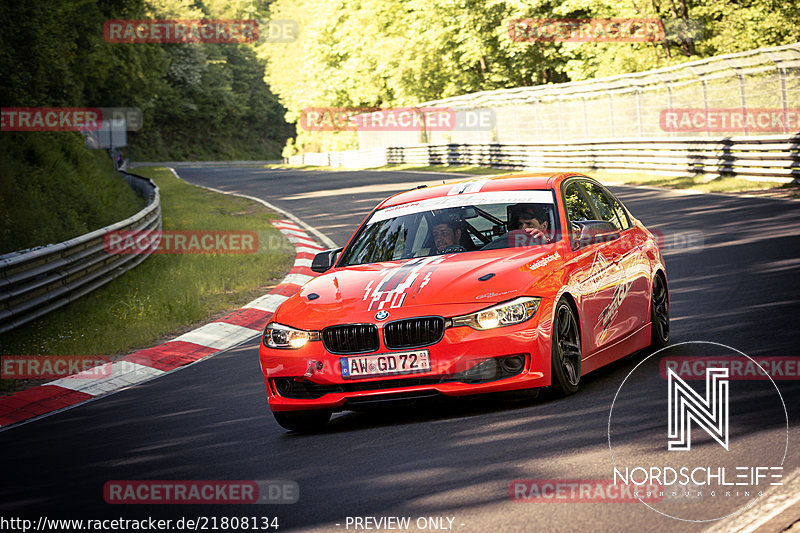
top-left (0, 171), bottom-right (161, 334)
top-left (286, 134), bottom-right (800, 183)
top-left (294, 148), bottom-right (388, 168)
top-left (130, 160), bottom-right (283, 168)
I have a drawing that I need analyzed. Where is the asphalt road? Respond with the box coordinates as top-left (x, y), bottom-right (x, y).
top-left (1, 167), bottom-right (799, 532)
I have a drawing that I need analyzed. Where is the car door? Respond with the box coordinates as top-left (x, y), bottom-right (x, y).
top-left (578, 181), bottom-right (650, 345)
top-left (561, 179), bottom-right (624, 356)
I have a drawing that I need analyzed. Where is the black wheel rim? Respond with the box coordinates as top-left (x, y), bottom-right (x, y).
top-left (556, 304), bottom-right (581, 386)
top-left (653, 276), bottom-right (669, 342)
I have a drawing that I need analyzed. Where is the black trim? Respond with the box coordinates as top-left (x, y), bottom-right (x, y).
top-left (321, 324), bottom-right (379, 354)
top-left (271, 354), bottom-right (528, 400)
top-left (383, 316), bottom-right (445, 350)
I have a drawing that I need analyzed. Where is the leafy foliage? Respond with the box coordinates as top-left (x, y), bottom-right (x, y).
top-left (259, 0), bottom-right (799, 152)
top-left (0, 0), bottom-right (295, 251)
top-left (0, 133), bottom-right (144, 254)
top-left (0, 0), bottom-right (292, 163)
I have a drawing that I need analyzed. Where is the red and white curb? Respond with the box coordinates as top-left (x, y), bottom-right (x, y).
top-left (0, 219), bottom-right (324, 429)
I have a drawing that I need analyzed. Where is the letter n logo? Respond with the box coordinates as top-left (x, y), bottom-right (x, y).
top-left (667, 367), bottom-right (729, 451)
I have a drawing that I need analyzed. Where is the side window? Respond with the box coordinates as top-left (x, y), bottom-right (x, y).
top-left (606, 190), bottom-right (632, 230)
top-left (581, 182), bottom-right (623, 231)
top-left (411, 216), bottom-right (429, 251)
top-left (390, 222), bottom-right (408, 260)
top-left (563, 183), bottom-right (594, 223)
top-left (465, 209), bottom-right (496, 247)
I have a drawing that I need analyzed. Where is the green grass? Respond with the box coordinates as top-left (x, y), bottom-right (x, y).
top-left (125, 129), bottom-right (285, 162)
top-left (0, 167), bottom-right (295, 393)
top-left (0, 132), bottom-right (146, 254)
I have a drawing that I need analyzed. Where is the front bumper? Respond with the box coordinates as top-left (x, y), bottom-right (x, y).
top-left (258, 304), bottom-right (554, 412)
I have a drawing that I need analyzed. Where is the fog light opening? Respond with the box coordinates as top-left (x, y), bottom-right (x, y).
top-left (499, 355), bottom-right (525, 374)
top-left (274, 378), bottom-right (292, 394)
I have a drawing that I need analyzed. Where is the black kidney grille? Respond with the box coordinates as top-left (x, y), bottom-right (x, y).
top-left (383, 317), bottom-right (445, 349)
top-left (322, 324), bottom-right (379, 354)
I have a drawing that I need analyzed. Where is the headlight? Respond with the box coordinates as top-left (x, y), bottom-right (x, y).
top-left (451, 297), bottom-right (541, 330)
top-left (263, 322), bottom-right (320, 349)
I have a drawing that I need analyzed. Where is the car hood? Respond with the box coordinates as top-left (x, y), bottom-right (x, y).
top-left (275, 245), bottom-right (565, 327)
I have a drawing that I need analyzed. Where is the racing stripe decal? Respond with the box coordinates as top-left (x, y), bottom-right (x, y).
top-left (363, 256), bottom-right (446, 310)
top-left (447, 178), bottom-right (489, 195)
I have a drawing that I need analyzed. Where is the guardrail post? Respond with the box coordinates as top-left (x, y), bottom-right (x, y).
top-left (635, 89), bottom-right (643, 137)
top-left (779, 68), bottom-right (789, 134)
top-left (701, 78), bottom-right (710, 137)
top-left (738, 73), bottom-right (748, 136)
top-left (582, 97), bottom-right (589, 139)
top-left (607, 92), bottom-right (615, 138)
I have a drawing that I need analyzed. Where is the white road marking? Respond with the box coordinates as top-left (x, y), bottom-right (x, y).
top-left (243, 293), bottom-right (290, 312)
top-left (169, 322), bottom-right (259, 350)
top-left (282, 273), bottom-right (314, 287)
top-left (51, 362), bottom-right (165, 396)
top-left (166, 168), bottom-right (338, 248)
top-left (702, 467), bottom-right (800, 533)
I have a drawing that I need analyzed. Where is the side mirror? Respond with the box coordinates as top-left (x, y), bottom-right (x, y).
top-left (311, 247), bottom-right (344, 273)
top-left (460, 206), bottom-right (478, 219)
top-left (574, 221), bottom-right (620, 248)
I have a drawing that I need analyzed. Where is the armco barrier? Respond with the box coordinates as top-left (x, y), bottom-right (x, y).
top-left (286, 134), bottom-right (800, 182)
top-left (0, 171), bottom-right (161, 334)
top-left (292, 148), bottom-right (388, 168)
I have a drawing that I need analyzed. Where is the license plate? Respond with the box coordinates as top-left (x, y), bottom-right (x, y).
top-left (340, 350), bottom-right (430, 379)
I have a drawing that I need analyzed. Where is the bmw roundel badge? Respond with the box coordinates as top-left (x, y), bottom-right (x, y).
top-left (375, 310), bottom-right (389, 321)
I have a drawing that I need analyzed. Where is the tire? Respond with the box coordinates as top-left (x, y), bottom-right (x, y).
top-left (551, 298), bottom-right (581, 396)
top-left (649, 273), bottom-right (670, 349)
top-left (272, 409), bottom-right (332, 432)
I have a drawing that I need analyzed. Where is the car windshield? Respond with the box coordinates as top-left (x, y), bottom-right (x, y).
top-left (339, 190), bottom-right (559, 266)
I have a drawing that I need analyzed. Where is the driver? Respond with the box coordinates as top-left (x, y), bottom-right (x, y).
top-left (431, 213), bottom-right (463, 253)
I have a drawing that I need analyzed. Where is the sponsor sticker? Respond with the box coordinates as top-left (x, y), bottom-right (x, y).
top-left (525, 252), bottom-right (561, 271)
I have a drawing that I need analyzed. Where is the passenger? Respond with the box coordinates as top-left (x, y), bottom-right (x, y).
top-left (508, 204), bottom-right (552, 246)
